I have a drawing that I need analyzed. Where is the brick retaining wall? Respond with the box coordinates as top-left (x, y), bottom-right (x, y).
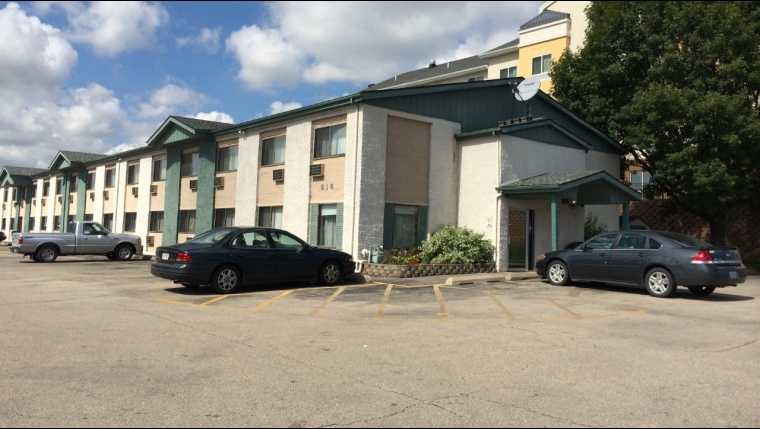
top-left (362, 263), bottom-right (495, 278)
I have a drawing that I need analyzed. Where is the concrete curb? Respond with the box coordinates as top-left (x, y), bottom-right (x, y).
top-left (444, 273), bottom-right (511, 286)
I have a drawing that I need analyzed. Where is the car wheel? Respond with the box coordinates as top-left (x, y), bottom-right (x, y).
top-left (688, 286), bottom-right (716, 296)
top-left (210, 265), bottom-right (241, 294)
top-left (546, 260), bottom-right (570, 286)
top-left (114, 244), bottom-right (134, 261)
top-left (37, 246), bottom-right (58, 263)
top-left (318, 260), bottom-right (342, 286)
top-left (645, 268), bottom-right (677, 297)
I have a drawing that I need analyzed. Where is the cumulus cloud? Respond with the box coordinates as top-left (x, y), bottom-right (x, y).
top-left (269, 101), bottom-right (302, 115)
top-left (226, 1), bottom-right (540, 90)
top-left (194, 111), bottom-right (234, 124)
top-left (137, 84), bottom-right (208, 119)
top-left (177, 26), bottom-right (222, 54)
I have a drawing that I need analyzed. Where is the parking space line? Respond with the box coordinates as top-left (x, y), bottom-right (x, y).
top-left (433, 285), bottom-right (449, 320)
top-left (546, 298), bottom-right (582, 319)
top-left (250, 290), bottom-right (294, 312)
top-left (199, 295), bottom-right (230, 307)
top-left (374, 284), bottom-right (394, 319)
top-left (484, 291), bottom-right (516, 321)
top-left (309, 286), bottom-right (346, 317)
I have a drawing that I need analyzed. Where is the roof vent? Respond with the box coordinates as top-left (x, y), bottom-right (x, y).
top-left (429, 60), bottom-right (436, 68)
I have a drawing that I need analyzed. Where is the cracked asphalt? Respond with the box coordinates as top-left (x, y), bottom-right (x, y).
top-left (1, 251), bottom-right (759, 427)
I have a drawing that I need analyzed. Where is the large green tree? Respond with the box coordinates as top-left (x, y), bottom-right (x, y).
top-left (551, 1), bottom-right (760, 244)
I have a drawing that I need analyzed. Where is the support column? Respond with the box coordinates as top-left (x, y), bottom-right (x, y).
top-left (622, 202), bottom-right (630, 231)
top-left (551, 194), bottom-right (559, 251)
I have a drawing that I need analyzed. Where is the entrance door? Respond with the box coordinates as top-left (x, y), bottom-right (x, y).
top-left (508, 209), bottom-right (528, 271)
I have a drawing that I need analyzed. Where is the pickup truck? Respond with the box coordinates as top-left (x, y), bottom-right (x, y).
top-left (10, 221), bottom-right (143, 262)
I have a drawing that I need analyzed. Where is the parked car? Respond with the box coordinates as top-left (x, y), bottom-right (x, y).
top-left (10, 221), bottom-right (143, 262)
top-left (150, 227), bottom-right (356, 294)
top-left (536, 231), bottom-right (746, 297)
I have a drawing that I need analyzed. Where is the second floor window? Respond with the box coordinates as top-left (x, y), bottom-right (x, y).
top-left (56, 178), bottom-right (63, 195)
top-left (86, 172), bottom-right (96, 190)
top-left (105, 168), bottom-right (116, 188)
top-left (153, 158), bottom-right (167, 181)
top-left (261, 136), bottom-right (285, 166)
top-left (179, 210), bottom-right (196, 233)
top-left (500, 66), bottom-right (517, 78)
top-left (43, 181), bottom-right (50, 196)
top-left (532, 54), bottom-right (551, 75)
top-left (217, 146), bottom-right (239, 172)
top-left (127, 164), bottom-right (140, 185)
top-left (124, 213), bottom-right (137, 232)
top-left (70, 175), bottom-right (78, 193)
top-left (149, 211), bottom-right (164, 232)
top-left (314, 123), bottom-right (346, 158)
top-left (468, 75), bottom-right (484, 82)
top-left (630, 170), bottom-right (652, 193)
top-left (181, 152), bottom-right (199, 177)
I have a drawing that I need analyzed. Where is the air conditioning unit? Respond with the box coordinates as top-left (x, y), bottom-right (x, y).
top-left (131, 187), bottom-right (139, 197)
top-left (69, 195), bottom-right (74, 204)
top-left (103, 191), bottom-right (109, 200)
top-left (146, 236), bottom-right (154, 246)
top-left (89, 192), bottom-right (95, 200)
top-left (273, 169), bottom-right (285, 181)
top-left (309, 164), bottom-right (324, 177)
top-left (189, 180), bottom-right (198, 191)
top-left (213, 176), bottom-right (224, 188)
top-left (57, 196), bottom-right (62, 204)
top-left (149, 185), bottom-right (157, 195)
top-left (32, 198), bottom-right (36, 206)
top-left (41, 199), bottom-right (46, 207)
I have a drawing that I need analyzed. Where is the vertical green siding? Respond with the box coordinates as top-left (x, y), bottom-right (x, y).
top-left (61, 173), bottom-right (71, 226)
top-left (196, 142), bottom-right (217, 234)
top-left (23, 186), bottom-right (32, 232)
top-left (383, 203), bottom-right (394, 249)
top-left (308, 204), bottom-right (318, 245)
top-left (76, 169), bottom-right (86, 221)
top-left (13, 188), bottom-right (20, 232)
top-left (162, 147), bottom-right (182, 246)
top-left (336, 203), bottom-right (344, 250)
top-left (417, 205), bottom-right (428, 245)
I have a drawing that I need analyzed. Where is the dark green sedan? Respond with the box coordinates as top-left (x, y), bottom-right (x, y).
top-left (151, 227), bottom-right (356, 294)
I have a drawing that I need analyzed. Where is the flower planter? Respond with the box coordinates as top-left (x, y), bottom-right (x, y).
top-left (361, 262), bottom-right (495, 278)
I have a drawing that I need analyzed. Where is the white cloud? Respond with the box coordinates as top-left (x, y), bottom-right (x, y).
top-left (269, 101), bottom-right (302, 115)
top-left (194, 111), bottom-right (234, 124)
top-left (177, 26), bottom-right (222, 54)
top-left (52, 1), bottom-right (169, 56)
top-left (137, 84), bottom-right (208, 119)
top-left (227, 1), bottom-right (541, 90)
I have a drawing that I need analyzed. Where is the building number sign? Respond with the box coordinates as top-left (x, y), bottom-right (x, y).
top-left (319, 183), bottom-right (334, 191)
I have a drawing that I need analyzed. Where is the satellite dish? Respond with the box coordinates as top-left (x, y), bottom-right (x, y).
top-left (514, 75), bottom-right (542, 102)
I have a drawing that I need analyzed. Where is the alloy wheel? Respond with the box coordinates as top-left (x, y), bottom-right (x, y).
top-left (323, 263), bottom-right (340, 284)
top-left (648, 272), bottom-right (669, 295)
top-left (549, 263), bottom-right (566, 284)
top-left (217, 268), bottom-right (238, 291)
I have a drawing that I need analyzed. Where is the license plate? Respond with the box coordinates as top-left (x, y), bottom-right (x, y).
top-left (729, 270), bottom-right (738, 279)
top-left (161, 253), bottom-right (169, 260)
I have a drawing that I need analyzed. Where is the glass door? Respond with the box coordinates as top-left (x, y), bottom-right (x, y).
top-left (508, 209), bottom-right (528, 271)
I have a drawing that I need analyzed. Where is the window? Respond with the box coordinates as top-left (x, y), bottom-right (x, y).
top-left (105, 168), bottom-right (116, 188)
top-left (153, 158), bottom-right (167, 181)
top-left (217, 145), bottom-right (239, 172)
top-left (532, 54), bottom-right (552, 75)
top-left (41, 216), bottom-right (47, 231)
top-left (83, 222), bottom-right (107, 235)
top-left (86, 172), bottom-right (96, 190)
top-left (29, 217), bottom-right (36, 231)
top-left (467, 75), bottom-right (484, 82)
top-left (393, 205), bottom-right (418, 249)
top-left (149, 211), bottom-right (164, 232)
top-left (630, 170), bottom-right (652, 193)
top-left (70, 175), bottom-right (78, 192)
top-left (584, 234), bottom-right (617, 250)
top-left (313, 123), bottom-right (346, 158)
top-left (83, 214), bottom-right (94, 221)
top-left (54, 216), bottom-right (61, 231)
top-left (32, 184), bottom-right (38, 198)
top-left (56, 178), bottom-right (63, 195)
top-left (43, 181), bottom-right (50, 196)
top-left (258, 206), bottom-right (283, 229)
top-left (102, 214), bottom-right (114, 232)
top-left (67, 215), bottom-right (75, 225)
top-left (179, 210), bottom-right (196, 233)
top-left (181, 151), bottom-right (199, 177)
top-left (616, 234), bottom-right (646, 250)
top-left (124, 212), bottom-right (137, 232)
top-left (12, 188), bottom-right (17, 200)
top-left (1, 219), bottom-right (5, 230)
top-left (318, 204), bottom-right (337, 247)
top-left (500, 66), bottom-right (518, 79)
top-left (231, 231), bottom-right (270, 249)
top-left (649, 239), bottom-right (662, 250)
top-left (214, 208), bottom-right (235, 228)
top-left (261, 136), bottom-right (285, 166)
top-left (269, 230), bottom-right (303, 250)
top-left (127, 164), bottom-right (140, 185)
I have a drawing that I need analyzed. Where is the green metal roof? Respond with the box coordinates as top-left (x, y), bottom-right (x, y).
top-left (496, 171), bottom-right (642, 205)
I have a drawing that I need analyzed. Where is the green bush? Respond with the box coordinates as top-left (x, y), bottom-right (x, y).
top-left (381, 248), bottom-right (420, 265)
top-left (584, 212), bottom-right (608, 240)
top-left (419, 225), bottom-right (494, 264)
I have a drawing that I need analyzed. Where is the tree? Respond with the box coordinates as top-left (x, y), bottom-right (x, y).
top-left (551, 2), bottom-right (760, 244)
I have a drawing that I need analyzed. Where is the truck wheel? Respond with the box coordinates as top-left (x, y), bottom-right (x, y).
top-left (37, 246), bottom-right (58, 263)
top-left (114, 245), bottom-right (134, 261)
top-left (106, 253), bottom-right (117, 261)
top-left (32, 254), bottom-right (40, 262)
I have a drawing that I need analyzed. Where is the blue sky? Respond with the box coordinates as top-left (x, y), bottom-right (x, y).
top-left (0, 1), bottom-right (542, 169)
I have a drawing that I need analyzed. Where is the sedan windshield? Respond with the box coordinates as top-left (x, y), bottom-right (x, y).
top-left (656, 231), bottom-right (711, 248)
top-left (187, 228), bottom-right (236, 244)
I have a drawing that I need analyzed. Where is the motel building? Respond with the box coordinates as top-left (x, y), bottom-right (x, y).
top-left (0, 79), bottom-right (641, 272)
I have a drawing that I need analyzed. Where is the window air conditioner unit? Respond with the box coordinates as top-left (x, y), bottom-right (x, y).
top-left (103, 191), bottom-right (109, 200)
top-left (150, 185), bottom-right (157, 195)
top-left (213, 176), bottom-right (224, 188)
top-left (273, 169), bottom-right (284, 181)
top-left (131, 187), bottom-right (139, 197)
top-left (57, 196), bottom-right (62, 204)
top-left (89, 192), bottom-right (95, 200)
top-left (189, 179), bottom-right (198, 191)
top-left (69, 195), bottom-right (74, 204)
top-left (309, 164), bottom-right (324, 177)
top-left (146, 236), bottom-right (154, 246)
top-left (41, 199), bottom-right (46, 207)
top-left (32, 198), bottom-right (36, 205)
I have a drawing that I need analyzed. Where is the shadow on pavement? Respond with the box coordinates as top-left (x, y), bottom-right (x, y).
top-left (559, 281), bottom-right (754, 302)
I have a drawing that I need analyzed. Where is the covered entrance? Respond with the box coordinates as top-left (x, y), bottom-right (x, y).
top-left (507, 209), bottom-right (535, 271)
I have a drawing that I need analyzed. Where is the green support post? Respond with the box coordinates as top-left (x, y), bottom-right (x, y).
top-left (551, 195), bottom-right (559, 251)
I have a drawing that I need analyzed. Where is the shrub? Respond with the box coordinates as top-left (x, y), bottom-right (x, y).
top-left (419, 225), bottom-right (494, 264)
top-left (584, 212), bottom-right (608, 240)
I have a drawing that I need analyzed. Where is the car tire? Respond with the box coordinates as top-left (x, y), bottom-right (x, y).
top-left (210, 265), bottom-right (242, 294)
top-left (546, 260), bottom-right (570, 286)
top-left (37, 245), bottom-right (58, 263)
top-left (688, 286), bottom-right (716, 296)
top-left (114, 244), bottom-right (134, 261)
top-left (318, 260), bottom-right (342, 286)
top-left (645, 268), bottom-right (677, 298)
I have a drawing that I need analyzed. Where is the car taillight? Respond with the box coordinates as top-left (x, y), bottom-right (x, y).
top-left (691, 250), bottom-right (713, 264)
top-left (18, 237), bottom-right (23, 245)
top-left (176, 252), bottom-right (193, 263)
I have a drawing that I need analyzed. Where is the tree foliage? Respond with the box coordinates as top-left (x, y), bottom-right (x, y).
top-left (551, 2), bottom-right (760, 244)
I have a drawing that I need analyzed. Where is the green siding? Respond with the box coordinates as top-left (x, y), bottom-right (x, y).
top-left (13, 189), bottom-right (20, 232)
top-left (336, 203), bottom-right (344, 250)
top-left (162, 147), bottom-right (182, 245)
top-left (23, 186), bottom-right (32, 232)
top-left (196, 142), bottom-right (217, 234)
top-left (60, 172), bottom-right (71, 226)
top-left (155, 126), bottom-right (194, 146)
top-left (308, 204), bottom-right (318, 245)
top-left (417, 205), bottom-right (428, 245)
top-left (506, 125), bottom-right (588, 150)
top-left (76, 169), bottom-right (86, 221)
top-left (383, 203), bottom-right (394, 249)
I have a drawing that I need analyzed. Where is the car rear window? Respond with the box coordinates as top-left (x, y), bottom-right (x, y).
top-left (656, 232), bottom-right (711, 248)
top-left (187, 228), bottom-right (235, 244)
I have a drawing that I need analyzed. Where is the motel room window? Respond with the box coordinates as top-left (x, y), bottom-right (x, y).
top-left (67, 215), bottom-right (75, 226)
top-left (181, 151), bottom-right (199, 177)
top-left (214, 208), bottom-right (235, 228)
top-left (153, 158), bottom-right (167, 181)
top-left (86, 172), bottom-right (96, 190)
top-left (258, 206), bottom-right (283, 229)
top-left (105, 168), bottom-right (116, 188)
top-left (127, 164), bottom-right (140, 185)
top-left (32, 184), bottom-right (38, 198)
top-left (124, 212), bottom-right (137, 232)
top-left (70, 175), bottom-right (78, 193)
top-left (318, 204), bottom-right (337, 247)
top-left (53, 216), bottom-right (61, 231)
top-left (56, 178), bottom-right (63, 195)
top-left (393, 205), bottom-right (418, 249)
top-left (84, 214), bottom-right (94, 222)
top-left (217, 145), bottom-right (239, 172)
top-left (102, 214), bottom-right (114, 232)
top-left (313, 123), bottom-right (346, 158)
top-left (532, 54), bottom-right (552, 75)
top-left (500, 66), bottom-right (517, 79)
top-left (41, 216), bottom-right (48, 231)
top-left (630, 170), bottom-right (652, 193)
top-left (43, 181), bottom-right (50, 196)
top-left (149, 211), bottom-right (164, 232)
top-left (179, 210), bottom-right (196, 234)
top-left (11, 188), bottom-right (17, 201)
top-left (1, 219), bottom-right (5, 230)
top-left (29, 217), bottom-right (36, 232)
top-left (261, 136), bottom-right (285, 166)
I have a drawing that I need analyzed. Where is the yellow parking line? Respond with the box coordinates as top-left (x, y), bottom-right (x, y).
top-left (374, 284), bottom-right (394, 319)
top-left (199, 295), bottom-right (230, 307)
top-left (546, 298), bottom-right (582, 319)
top-left (250, 290), bottom-right (293, 312)
top-left (433, 285), bottom-right (449, 320)
top-left (484, 291), bottom-right (516, 321)
top-left (309, 286), bottom-right (346, 317)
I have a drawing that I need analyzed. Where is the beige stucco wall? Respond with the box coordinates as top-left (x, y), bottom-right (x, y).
top-left (179, 177), bottom-right (198, 209)
top-left (150, 180), bottom-right (165, 212)
top-left (214, 171), bottom-right (237, 208)
top-left (257, 166), bottom-right (285, 207)
top-left (517, 37), bottom-right (570, 93)
top-left (310, 156), bottom-right (345, 204)
top-left (543, 1), bottom-right (591, 53)
top-left (385, 115), bottom-right (430, 205)
top-left (485, 51), bottom-right (520, 80)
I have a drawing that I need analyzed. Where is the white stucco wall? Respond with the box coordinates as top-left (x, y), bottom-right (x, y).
top-left (341, 106), bottom-right (361, 255)
top-left (136, 156), bottom-right (153, 247)
top-left (46, 176), bottom-right (58, 231)
top-left (457, 137), bottom-right (500, 246)
top-left (93, 165), bottom-right (106, 222)
top-left (33, 178), bottom-right (43, 230)
top-left (234, 134), bottom-right (257, 226)
top-left (113, 160), bottom-right (128, 233)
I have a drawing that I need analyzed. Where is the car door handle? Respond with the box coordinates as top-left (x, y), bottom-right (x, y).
top-left (638, 253), bottom-right (647, 257)
top-left (599, 252), bottom-right (607, 257)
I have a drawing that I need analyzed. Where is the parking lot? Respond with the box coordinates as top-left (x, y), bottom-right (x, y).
top-left (1, 251), bottom-right (759, 427)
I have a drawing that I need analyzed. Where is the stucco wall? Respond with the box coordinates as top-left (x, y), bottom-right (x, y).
top-left (457, 136), bottom-right (500, 246)
top-left (235, 134), bottom-right (257, 225)
top-left (544, 1), bottom-right (591, 53)
top-left (501, 136), bottom-right (586, 185)
top-left (584, 147), bottom-right (622, 232)
top-left (485, 51), bottom-right (520, 80)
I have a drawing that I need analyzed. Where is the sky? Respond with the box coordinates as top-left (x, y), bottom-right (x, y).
top-left (0, 1), bottom-right (542, 170)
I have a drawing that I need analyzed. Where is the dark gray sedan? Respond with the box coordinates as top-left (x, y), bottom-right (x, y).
top-left (535, 231), bottom-right (746, 297)
top-left (151, 227), bottom-right (355, 294)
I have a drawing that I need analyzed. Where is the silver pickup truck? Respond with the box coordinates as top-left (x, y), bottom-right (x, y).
top-left (10, 221), bottom-right (143, 262)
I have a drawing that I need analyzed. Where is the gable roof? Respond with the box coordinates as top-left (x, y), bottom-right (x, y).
top-left (369, 55), bottom-right (488, 91)
top-left (479, 38), bottom-right (520, 59)
top-left (519, 9), bottom-right (570, 31)
top-left (48, 151), bottom-right (106, 170)
top-left (0, 166), bottom-right (48, 187)
top-left (147, 116), bottom-right (232, 147)
top-left (496, 170), bottom-right (642, 204)
top-left (170, 116), bottom-right (233, 132)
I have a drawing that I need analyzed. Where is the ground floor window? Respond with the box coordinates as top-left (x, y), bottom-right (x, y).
top-left (124, 212), bottom-right (137, 232)
top-left (149, 211), bottom-right (164, 232)
top-left (258, 206), bottom-right (283, 229)
top-left (54, 216), bottom-right (61, 231)
top-left (393, 205), bottom-right (418, 249)
top-left (1, 219), bottom-right (5, 230)
top-left (41, 216), bottom-right (47, 231)
top-left (84, 214), bottom-right (94, 221)
top-left (318, 204), bottom-right (337, 247)
top-left (179, 210), bottom-right (196, 233)
top-left (214, 208), bottom-right (235, 228)
top-left (29, 217), bottom-right (36, 231)
top-left (102, 214), bottom-right (114, 232)
top-left (67, 215), bottom-right (75, 226)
